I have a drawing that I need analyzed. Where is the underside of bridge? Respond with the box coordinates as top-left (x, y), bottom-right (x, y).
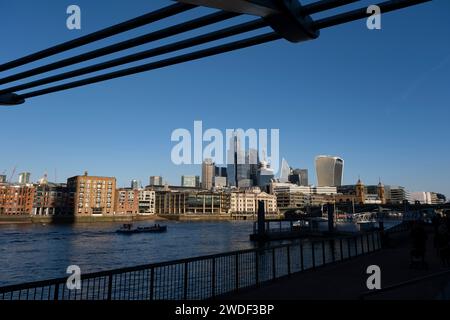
top-left (0, 0), bottom-right (431, 106)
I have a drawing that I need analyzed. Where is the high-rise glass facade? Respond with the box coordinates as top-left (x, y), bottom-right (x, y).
top-left (315, 156), bottom-right (344, 187)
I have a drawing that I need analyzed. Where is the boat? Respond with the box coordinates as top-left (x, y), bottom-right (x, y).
top-left (116, 224), bottom-right (167, 234)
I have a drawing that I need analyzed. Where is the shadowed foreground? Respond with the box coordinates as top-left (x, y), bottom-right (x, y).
top-left (221, 228), bottom-right (450, 300)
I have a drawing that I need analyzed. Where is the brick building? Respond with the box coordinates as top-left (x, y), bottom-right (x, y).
top-left (0, 184), bottom-right (35, 215)
top-left (66, 173), bottom-right (116, 216)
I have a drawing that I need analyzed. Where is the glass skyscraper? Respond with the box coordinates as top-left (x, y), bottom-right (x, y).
top-left (226, 133), bottom-right (258, 187)
top-left (315, 156), bottom-right (344, 187)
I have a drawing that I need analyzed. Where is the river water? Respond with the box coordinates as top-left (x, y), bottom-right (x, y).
top-left (0, 220), bottom-right (393, 287)
top-left (0, 220), bottom-right (257, 286)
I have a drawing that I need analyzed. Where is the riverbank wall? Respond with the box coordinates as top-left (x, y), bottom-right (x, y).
top-left (0, 214), bottom-right (283, 225)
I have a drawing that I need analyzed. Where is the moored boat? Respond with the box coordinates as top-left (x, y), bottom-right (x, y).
top-left (116, 224), bottom-right (167, 234)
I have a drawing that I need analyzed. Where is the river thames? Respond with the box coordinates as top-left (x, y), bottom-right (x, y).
top-left (0, 220), bottom-right (258, 286)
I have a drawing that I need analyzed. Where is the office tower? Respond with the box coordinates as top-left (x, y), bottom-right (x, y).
top-left (215, 166), bottom-right (227, 178)
top-left (213, 166), bottom-right (228, 188)
top-left (227, 133), bottom-right (241, 187)
top-left (66, 173), bottom-right (116, 216)
top-left (0, 175), bottom-right (6, 183)
top-left (149, 176), bottom-right (163, 186)
top-left (18, 172), bottom-right (31, 184)
top-left (202, 159), bottom-right (215, 190)
top-left (279, 159), bottom-right (291, 183)
top-left (256, 161), bottom-right (275, 188)
top-left (131, 179), bottom-right (140, 190)
top-left (226, 133), bottom-right (257, 187)
top-left (248, 148), bottom-right (259, 186)
top-left (289, 169), bottom-right (309, 186)
top-left (315, 156), bottom-right (344, 187)
top-left (181, 175), bottom-right (200, 188)
top-left (385, 185), bottom-right (411, 204)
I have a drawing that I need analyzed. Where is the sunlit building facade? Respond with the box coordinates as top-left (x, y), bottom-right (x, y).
top-left (315, 156), bottom-right (344, 187)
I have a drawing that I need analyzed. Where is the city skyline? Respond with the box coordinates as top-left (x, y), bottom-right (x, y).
top-left (1, 0), bottom-right (449, 197)
top-left (2, 156), bottom-right (447, 199)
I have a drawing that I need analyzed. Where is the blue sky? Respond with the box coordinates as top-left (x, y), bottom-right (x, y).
top-left (0, 0), bottom-right (449, 197)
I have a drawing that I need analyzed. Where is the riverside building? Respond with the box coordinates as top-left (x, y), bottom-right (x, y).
top-left (66, 173), bottom-right (116, 216)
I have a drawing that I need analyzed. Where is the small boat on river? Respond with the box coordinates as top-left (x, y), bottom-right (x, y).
top-left (116, 224), bottom-right (167, 234)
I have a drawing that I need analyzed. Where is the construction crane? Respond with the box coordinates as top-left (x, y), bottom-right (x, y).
top-left (8, 165), bottom-right (17, 183)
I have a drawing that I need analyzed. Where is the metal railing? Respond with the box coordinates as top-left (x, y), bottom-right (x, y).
top-left (0, 231), bottom-right (381, 300)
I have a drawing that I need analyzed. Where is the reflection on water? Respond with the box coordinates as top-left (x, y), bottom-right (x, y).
top-left (0, 221), bottom-right (255, 286)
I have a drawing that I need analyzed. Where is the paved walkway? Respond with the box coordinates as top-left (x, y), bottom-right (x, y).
top-left (221, 229), bottom-right (450, 300)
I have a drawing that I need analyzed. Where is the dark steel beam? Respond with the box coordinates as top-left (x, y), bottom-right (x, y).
top-left (176, 0), bottom-right (279, 17)
top-left (0, 93), bottom-right (25, 106)
top-left (0, 19), bottom-right (267, 95)
top-left (0, 3), bottom-right (195, 72)
top-left (0, 11), bottom-right (239, 86)
top-left (314, 0), bottom-right (432, 30)
top-left (18, 32), bottom-right (281, 100)
top-left (302, 0), bottom-right (360, 15)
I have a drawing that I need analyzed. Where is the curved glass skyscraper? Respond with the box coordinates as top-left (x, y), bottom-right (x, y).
top-left (315, 156), bottom-right (344, 187)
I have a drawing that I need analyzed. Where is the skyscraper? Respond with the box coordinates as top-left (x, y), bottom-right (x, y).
top-left (131, 179), bottom-right (140, 190)
top-left (315, 156), bottom-right (344, 187)
top-left (227, 133), bottom-right (241, 187)
top-left (226, 132), bottom-right (259, 188)
top-left (215, 166), bottom-right (227, 178)
top-left (149, 176), bottom-right (163, 186)
top-left (18, 172), bottom-right (31, 184)
top-left (256, 161), bottom-right (275, 188)
top-left (279, 159), bottom-right (291, 183)
top-left (289, 169), bottom-right (309, 186)
top-left (202, 159), bottom-right (215, 190)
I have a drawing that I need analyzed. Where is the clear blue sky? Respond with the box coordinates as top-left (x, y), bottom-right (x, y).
top-left (0, 0), bottom-right (449, 197)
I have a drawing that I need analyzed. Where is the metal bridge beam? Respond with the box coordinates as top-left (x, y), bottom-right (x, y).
top-left (177, 0), bottom-right (320, 43)
top-left (0, 93), bottom-right (24, 106)
top-left (176, 0), bottom-right (279, 16)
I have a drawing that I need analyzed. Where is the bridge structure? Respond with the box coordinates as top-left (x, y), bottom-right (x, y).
top-left (0, 0), bottom-right (432, 106)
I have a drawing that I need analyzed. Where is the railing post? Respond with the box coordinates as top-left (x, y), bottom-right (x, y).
top-left (107, 274), bottom-right (113, 300)
top-left (183, 263), bottom-right (188, 300)
top-left (53, 284), bottom-right (59, 301)
top-left (347, 238), bottom-right (351, 259)
top-left (211, 258), bottom-right (216, 299)
top-left (255, 250), bottom-right (259, 286)
top-left (371, 232), bottom-right (376, 251)
top-left (272, 248), bottom-right (276, 279)
top-left (322, 241), bottom-right (326, 265)
top-left (366, 234), bottom-right (370, 252)
top-left (150, 267), bottom-right (155, 301)
top-left (312, 242), bottom-right (316, 269)
top-left (300, 243), bottom-right (304, 271)
top-left (361, 235), bottom-right (366, 254)
top-left (354, 237), bottom-right (358, 256)
top-left (287, 246), bottom-right (291, 276)
top-left (330, 240), bottom-right (336, 263)
top-left (235, 253), bottom-right (239, 291)
top-left (378, 231), bottom-right (382, 249)
top-left (340, 238), bottom-right (344, 261)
